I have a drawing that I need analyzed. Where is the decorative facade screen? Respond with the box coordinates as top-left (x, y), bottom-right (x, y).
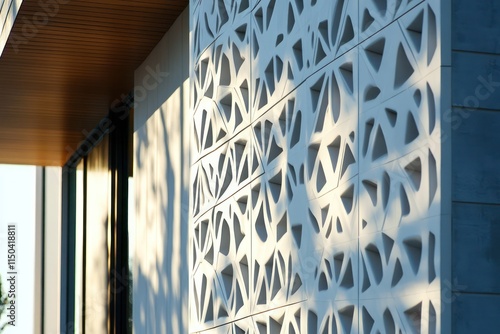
top-left (190, 0), bottom-right (446, 332)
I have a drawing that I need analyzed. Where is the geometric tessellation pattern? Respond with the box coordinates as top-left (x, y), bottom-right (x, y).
top-left (190, 0), bottom-right (444, 332)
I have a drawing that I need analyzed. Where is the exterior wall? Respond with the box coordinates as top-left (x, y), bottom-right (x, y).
top-left (190, 0), bottom-right (447, 333)
top-left (0, 0), bottom-right (22, 56)
top-left (133, 8), bottom-right (190, 334)
top-left (451, 0), bottom-right (500, 331)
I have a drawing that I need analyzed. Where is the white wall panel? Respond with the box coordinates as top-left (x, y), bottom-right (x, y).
top-left (133, 8), bottom-right (190, 334)
top-left (190, 0), bottom-right (448, 333)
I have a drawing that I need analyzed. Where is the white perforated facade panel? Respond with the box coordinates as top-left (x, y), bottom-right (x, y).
top-left (189, 0), bottom-right (449, 333)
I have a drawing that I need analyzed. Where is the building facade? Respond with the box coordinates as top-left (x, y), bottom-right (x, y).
top-left (188, 0), bottom-right (447, 332)
top-left (1, 0), bottom-right (499, 333)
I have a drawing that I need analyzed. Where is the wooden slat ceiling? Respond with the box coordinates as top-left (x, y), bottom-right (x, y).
top-left (0, 0), bottom-right (188, 166)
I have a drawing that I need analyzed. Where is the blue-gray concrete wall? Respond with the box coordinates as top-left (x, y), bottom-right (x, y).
top-left (452, 0), bottom-right (500, 332)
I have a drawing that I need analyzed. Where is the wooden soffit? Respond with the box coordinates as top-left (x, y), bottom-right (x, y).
top-left (0, 0), bottom-right (188, 166)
